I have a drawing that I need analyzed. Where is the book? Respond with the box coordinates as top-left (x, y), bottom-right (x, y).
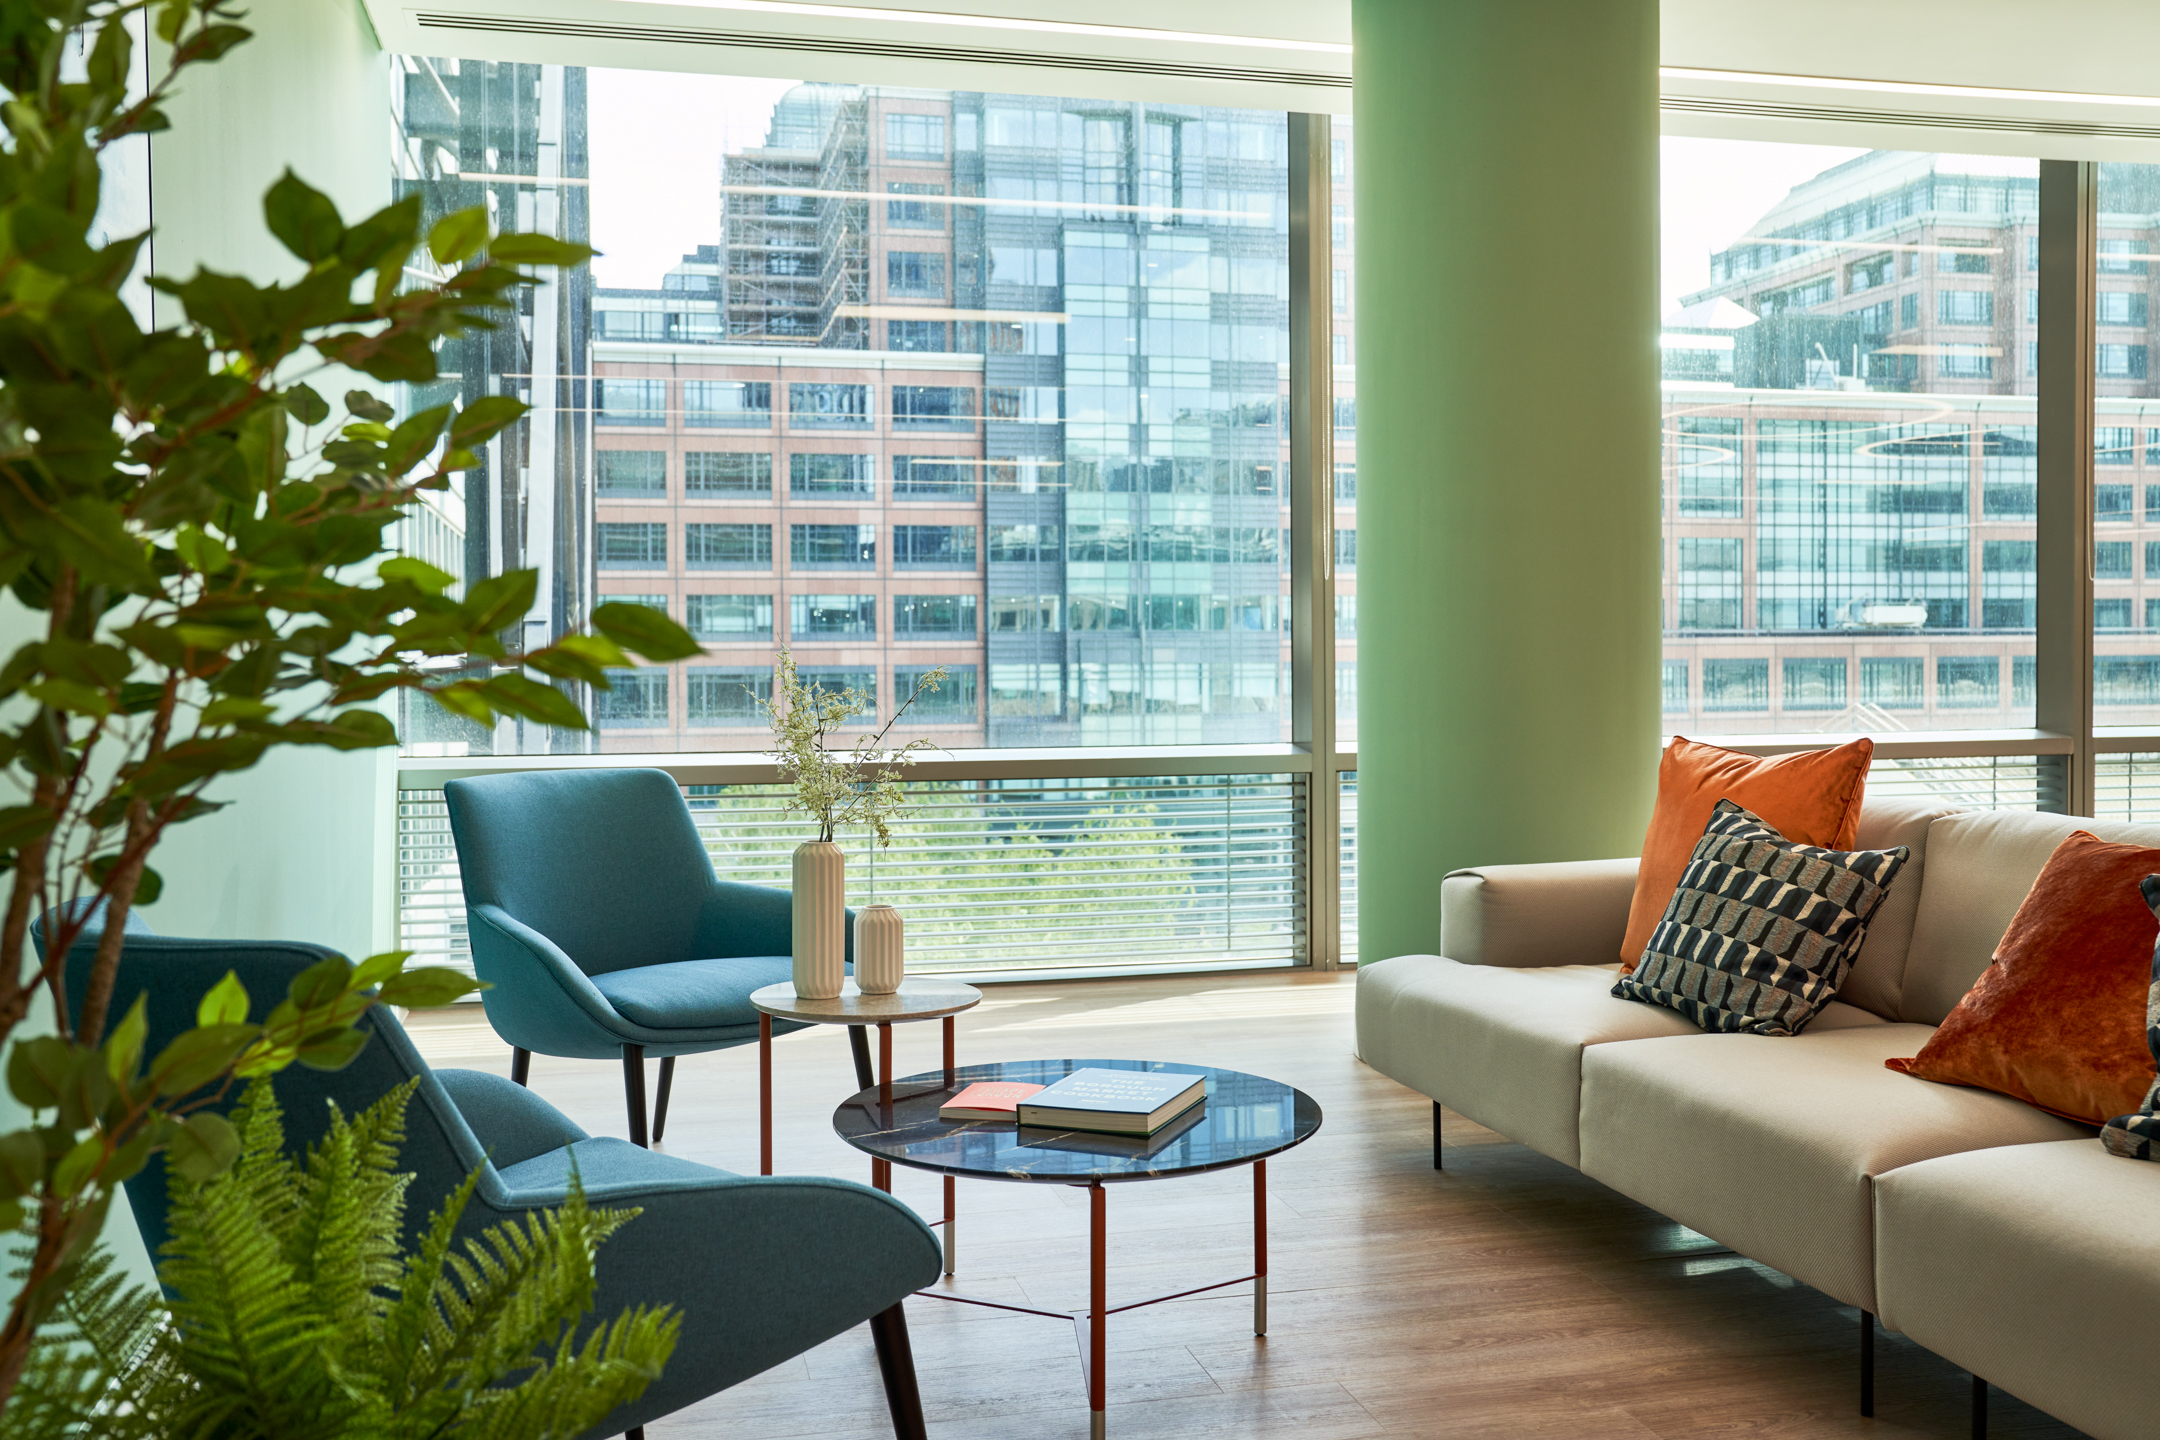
top-left (1015, 1067), bottom-right (1208, 1135)
top-left (1017, 1101), bottom-right (1209, 1159)
top-left (938, 1081), bottom-right (1045, 1122)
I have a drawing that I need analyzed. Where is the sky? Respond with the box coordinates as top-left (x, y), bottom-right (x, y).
top-left (1659, 136), bottom-right (1869, 316)
top-left (584, 70), bottom-right (1871, 309)
top-left (586, 68), bottom-right (802, 289)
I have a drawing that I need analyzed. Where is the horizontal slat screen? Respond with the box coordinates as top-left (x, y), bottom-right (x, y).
top-left (399, 775), bottom-right (1306, 982)
top-left (2095, 753), bottom-right (2160, 823)
top-left (1340, 771), bottom-right (1358, 963)
top-left (1863, 754), bottom-right (2061, 814)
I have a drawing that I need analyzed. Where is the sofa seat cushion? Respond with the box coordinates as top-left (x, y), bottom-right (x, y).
top-left (1578, 1024), bottom-right (2086, 1312)
top-left (1355, 956), bottom-right (1886, 1169)
top-left (589, 954), bottom-right (793, 1030)
top-left (1877, 1140), bottom-right (2159, 1440)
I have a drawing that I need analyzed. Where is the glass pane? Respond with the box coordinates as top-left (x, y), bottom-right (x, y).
top-left (391, 60), bottom-right (1292, 754)
top-left (2093, 164), bottom-right (2160, 727)
top-left (1661, 142), bottom-right (2038, 736)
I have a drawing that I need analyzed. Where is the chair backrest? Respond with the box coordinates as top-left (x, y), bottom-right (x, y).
top-left (48, 931), bottom-right (493, 1261)
top-left (443, 769), bottom-right (717, 976)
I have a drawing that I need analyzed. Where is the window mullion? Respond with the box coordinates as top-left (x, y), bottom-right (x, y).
top-left (2036, 159), bottom-right (2098, 813)
top-left (1288, 112), bottom-right (1338, 968)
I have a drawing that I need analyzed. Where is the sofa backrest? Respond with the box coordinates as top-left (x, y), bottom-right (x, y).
top-left (1833, 795), bottom-right (1965, 1020)
top-left (1898, 808), bottom-right (2160, 1025)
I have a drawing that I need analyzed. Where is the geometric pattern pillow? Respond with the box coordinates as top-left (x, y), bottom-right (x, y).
top-left (2101, 874), bottom-right (2160, 1161)
top-left (1612, 799), bottom-right (1910, 1037)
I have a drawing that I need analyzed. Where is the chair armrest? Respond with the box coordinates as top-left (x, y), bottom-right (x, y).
top-left (695, 878), bottom-right (856, 964)
top-left (1439, 857), bottom-right (1640, 968)
top-left (434, 1068), bottom-right (589, 1169)
top-left (466, 902), bottom-right (638, 1057)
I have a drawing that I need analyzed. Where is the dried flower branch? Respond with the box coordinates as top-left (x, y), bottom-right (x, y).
top-left (758, 649), bottom-right (947, 846)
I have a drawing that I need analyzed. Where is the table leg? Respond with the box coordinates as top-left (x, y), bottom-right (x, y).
top-left (879, 1022), bottom-right (893, 1104)
top-left (1254, 1158), bottom-right (1268, 1336)
top-left (759, 1013), bottom-right (772, 1177)
top-left (943, 1175), bottom-right (956, 1275)
top-left (1090, 1182), bottom-right (1106, 1438)
top-left (942, 1015), bottom-right (955, 1086)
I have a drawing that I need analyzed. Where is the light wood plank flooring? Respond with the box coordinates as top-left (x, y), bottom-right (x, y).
top-left (403, 971), bottom-right (2085, 1440)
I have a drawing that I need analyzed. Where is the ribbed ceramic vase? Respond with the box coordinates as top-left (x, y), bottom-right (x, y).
top-left (791, 840), bottom-right (847, 999)
top-left (855, 904), bottom-right (905, 995)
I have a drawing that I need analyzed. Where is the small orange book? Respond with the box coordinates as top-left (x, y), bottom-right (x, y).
top-left (939, 1081), bottom-right (1045, 1122)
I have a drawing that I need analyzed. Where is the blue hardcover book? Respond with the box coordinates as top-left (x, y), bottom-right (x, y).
top-left (1015, 1067), bottom-right (1207, 1135)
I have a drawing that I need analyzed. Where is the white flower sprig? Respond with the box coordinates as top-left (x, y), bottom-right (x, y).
top-left (759, 648), bottom-right (949, 846)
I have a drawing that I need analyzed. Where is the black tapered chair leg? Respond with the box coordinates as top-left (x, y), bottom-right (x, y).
top-left (1860, 1310), bottom-right (1875, 1417)
top-left (850, 1024), bottom-right (876, 1092)
top-left (1433, 1101), bottom-right (1445, 1171)
top-left (623, 1044), bottom-right (648, 1148)
top-left (1972, 1374), bottom-right (1987, 1439)
top-left (868, 1302), bottom-right (928, 1440)
top-left (652, 1056), bottom-right (675, 1142)
top-left (510, 1047), bottom-right (531, 1087)
top-left (624, 1429), bottom-right (642, 1439)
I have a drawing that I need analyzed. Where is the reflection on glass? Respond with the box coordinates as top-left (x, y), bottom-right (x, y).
top-left (1662, 143), bottom-right (2040, 734)
top-left (2092, 164), bottom-right (2160, 728)
top-left (392, 60), bottom-right (1293, 754)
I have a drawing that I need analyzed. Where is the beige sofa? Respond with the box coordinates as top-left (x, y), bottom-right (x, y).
top-left (1355, 800), bottom-right (2160, 1440)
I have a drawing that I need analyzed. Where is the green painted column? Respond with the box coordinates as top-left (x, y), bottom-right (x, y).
top-left (1354, 0), bottom-right (1662, 962)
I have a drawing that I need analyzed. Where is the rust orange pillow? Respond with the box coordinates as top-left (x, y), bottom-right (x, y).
top-left (1886, 831), bottom-right (2160, 1124)
top-left (1619, 736), bottom-right (1873, 970)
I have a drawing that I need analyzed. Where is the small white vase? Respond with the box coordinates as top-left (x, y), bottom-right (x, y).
top-left (791, 840), bottom-right (846, 999)
top-left (856, 905), bottom-right (905, 995)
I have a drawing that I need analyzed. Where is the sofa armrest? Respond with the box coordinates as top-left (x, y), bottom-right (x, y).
top-left (1439, 857), bottom-right (1640, 968)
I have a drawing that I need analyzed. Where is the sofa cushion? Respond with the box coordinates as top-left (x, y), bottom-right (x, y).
top-left (1899, 809), bottom-right (2160, 1024)
top-left (1888, 830), bottom-right (2160, 1123)
top-left (589, 954), bottom-right (793, 1030)
top-left (1620, 736), bottom-right (1873, 969)
top-left (1876, 1139), bottom-right (2158, 1440)
top-left (1355, 956), bottom-right (1884, 1169)
top-left (1835, 795), bottom-right (1960, 1020)
top-left (2102, 875), bottom-right (2160, 1160)
top-left (1578, 1024), bottom-right (2086, 1312)
top-left (1615, 801), bottom-right (1909, 1037)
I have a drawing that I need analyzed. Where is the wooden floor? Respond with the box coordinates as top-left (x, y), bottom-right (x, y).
top-left (404, 971), bottom-right (2086, 1440)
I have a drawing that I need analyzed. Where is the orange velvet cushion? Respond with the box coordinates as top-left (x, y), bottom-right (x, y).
top-left (1619, 736), bottom-right (1873, 970)
top-left (1886, 830), bottom-right (2160, 1124)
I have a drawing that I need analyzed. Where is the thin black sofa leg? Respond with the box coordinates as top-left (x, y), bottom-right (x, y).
top-left (651, 1056), bottom-right (675, 1142)
top-left (1860, 1310), bottom-right (1875, 1417)
top-left (510, 1047), bottom-right (531, 1087)
top-left (623, 1045), bottom-right (648, 1148)
top-left (1971, 1374), bottom-right (1987, 1439)
top-left (850, 1024), bottom-right (876, 1091)
top-left (1433, 1101), bottom-right (1444, 1171)
top-left (868, 1302), bottom-right (928, 1440)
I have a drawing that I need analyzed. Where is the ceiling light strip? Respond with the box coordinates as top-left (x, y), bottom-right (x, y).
top-left (612, 0), bottom-right (1350, 55)
top-left (409, 12), bottom-right (1351, 89)
top-left (1660, 95), bottom-right (2160, 143)
top-left (1661, 66), bottom-right (2160, 111)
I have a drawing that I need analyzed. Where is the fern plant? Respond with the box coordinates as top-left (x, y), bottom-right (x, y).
top-left (0, 1077), bottom-right (678, 1439)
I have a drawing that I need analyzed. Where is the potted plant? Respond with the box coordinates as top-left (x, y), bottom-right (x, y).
top-left (0, 0), bottom-right (701, 1407)
top-left (760, 649), bottom-right (945, 998)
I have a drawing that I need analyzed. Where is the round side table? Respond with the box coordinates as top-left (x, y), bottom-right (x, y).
top-left (750, 978), bottom-right (981, 1272)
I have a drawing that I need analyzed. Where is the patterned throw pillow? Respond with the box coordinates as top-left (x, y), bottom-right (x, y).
top-left (1613, 799), bottom-right (1910, 1036)
top-left (2101, 875), bottom-right (2160, 1160)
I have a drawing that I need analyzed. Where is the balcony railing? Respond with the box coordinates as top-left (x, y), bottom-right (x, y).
top-left (398, 753), bottom-right (1320, 981)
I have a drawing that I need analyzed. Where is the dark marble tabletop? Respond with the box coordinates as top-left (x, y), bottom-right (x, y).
top-left (831, 1058), bottom-right (1322, 1183)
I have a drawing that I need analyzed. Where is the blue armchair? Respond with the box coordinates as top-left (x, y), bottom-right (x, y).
top-left (40, 922), bottom-right (939, 1440)
top-left (443, 768), bottom-right (870, 1145)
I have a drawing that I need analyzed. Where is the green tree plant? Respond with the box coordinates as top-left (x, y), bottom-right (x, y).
top-left (0, 0), bottom-right (701, 1405)
top-left (0, 1074), bottom-right (679, 1438)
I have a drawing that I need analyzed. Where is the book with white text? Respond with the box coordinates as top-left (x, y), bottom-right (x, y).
top-left (1015, 1067), bottom-right (1207, 1135)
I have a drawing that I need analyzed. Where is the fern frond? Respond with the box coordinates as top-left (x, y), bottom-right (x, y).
top-left (377, 1160), bottom-right (483, 1410)
top-left (0, 1241), bottom-right (173, 1440)
top-left (461, 1303), bottom-right (682, 1440)
top-left (287, 1078), bottom-right (416, 1405)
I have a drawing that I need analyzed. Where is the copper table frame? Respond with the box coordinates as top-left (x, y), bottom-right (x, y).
top-left (914, 1162), bottom-right (1268, 1440)
top-left (757, 1009), bottom-right (965, 1274)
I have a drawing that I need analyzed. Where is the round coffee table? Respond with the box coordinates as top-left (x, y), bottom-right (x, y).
top-left (834, 1057), bottom-right (1322, 1439)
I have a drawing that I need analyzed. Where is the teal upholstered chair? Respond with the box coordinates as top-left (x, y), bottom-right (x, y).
top-left (36, 919), bottom-right (938, 1440)
top-left (443, 768), bottom-right (870, 1145)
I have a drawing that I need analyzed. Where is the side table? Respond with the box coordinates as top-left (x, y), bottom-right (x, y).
top-left (750, 979), bottom-right (982, 1272)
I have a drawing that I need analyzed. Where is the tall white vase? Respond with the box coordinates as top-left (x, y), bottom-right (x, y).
top-left (791, 840), bottom-right (846, 999)
top-left (855, 904), bottom-right (905, 994)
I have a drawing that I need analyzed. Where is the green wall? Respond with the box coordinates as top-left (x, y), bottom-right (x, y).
top-left (1353, 0), bottom-right (1663, 962)
top-left (139, 0), bottom-right (398, 959)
